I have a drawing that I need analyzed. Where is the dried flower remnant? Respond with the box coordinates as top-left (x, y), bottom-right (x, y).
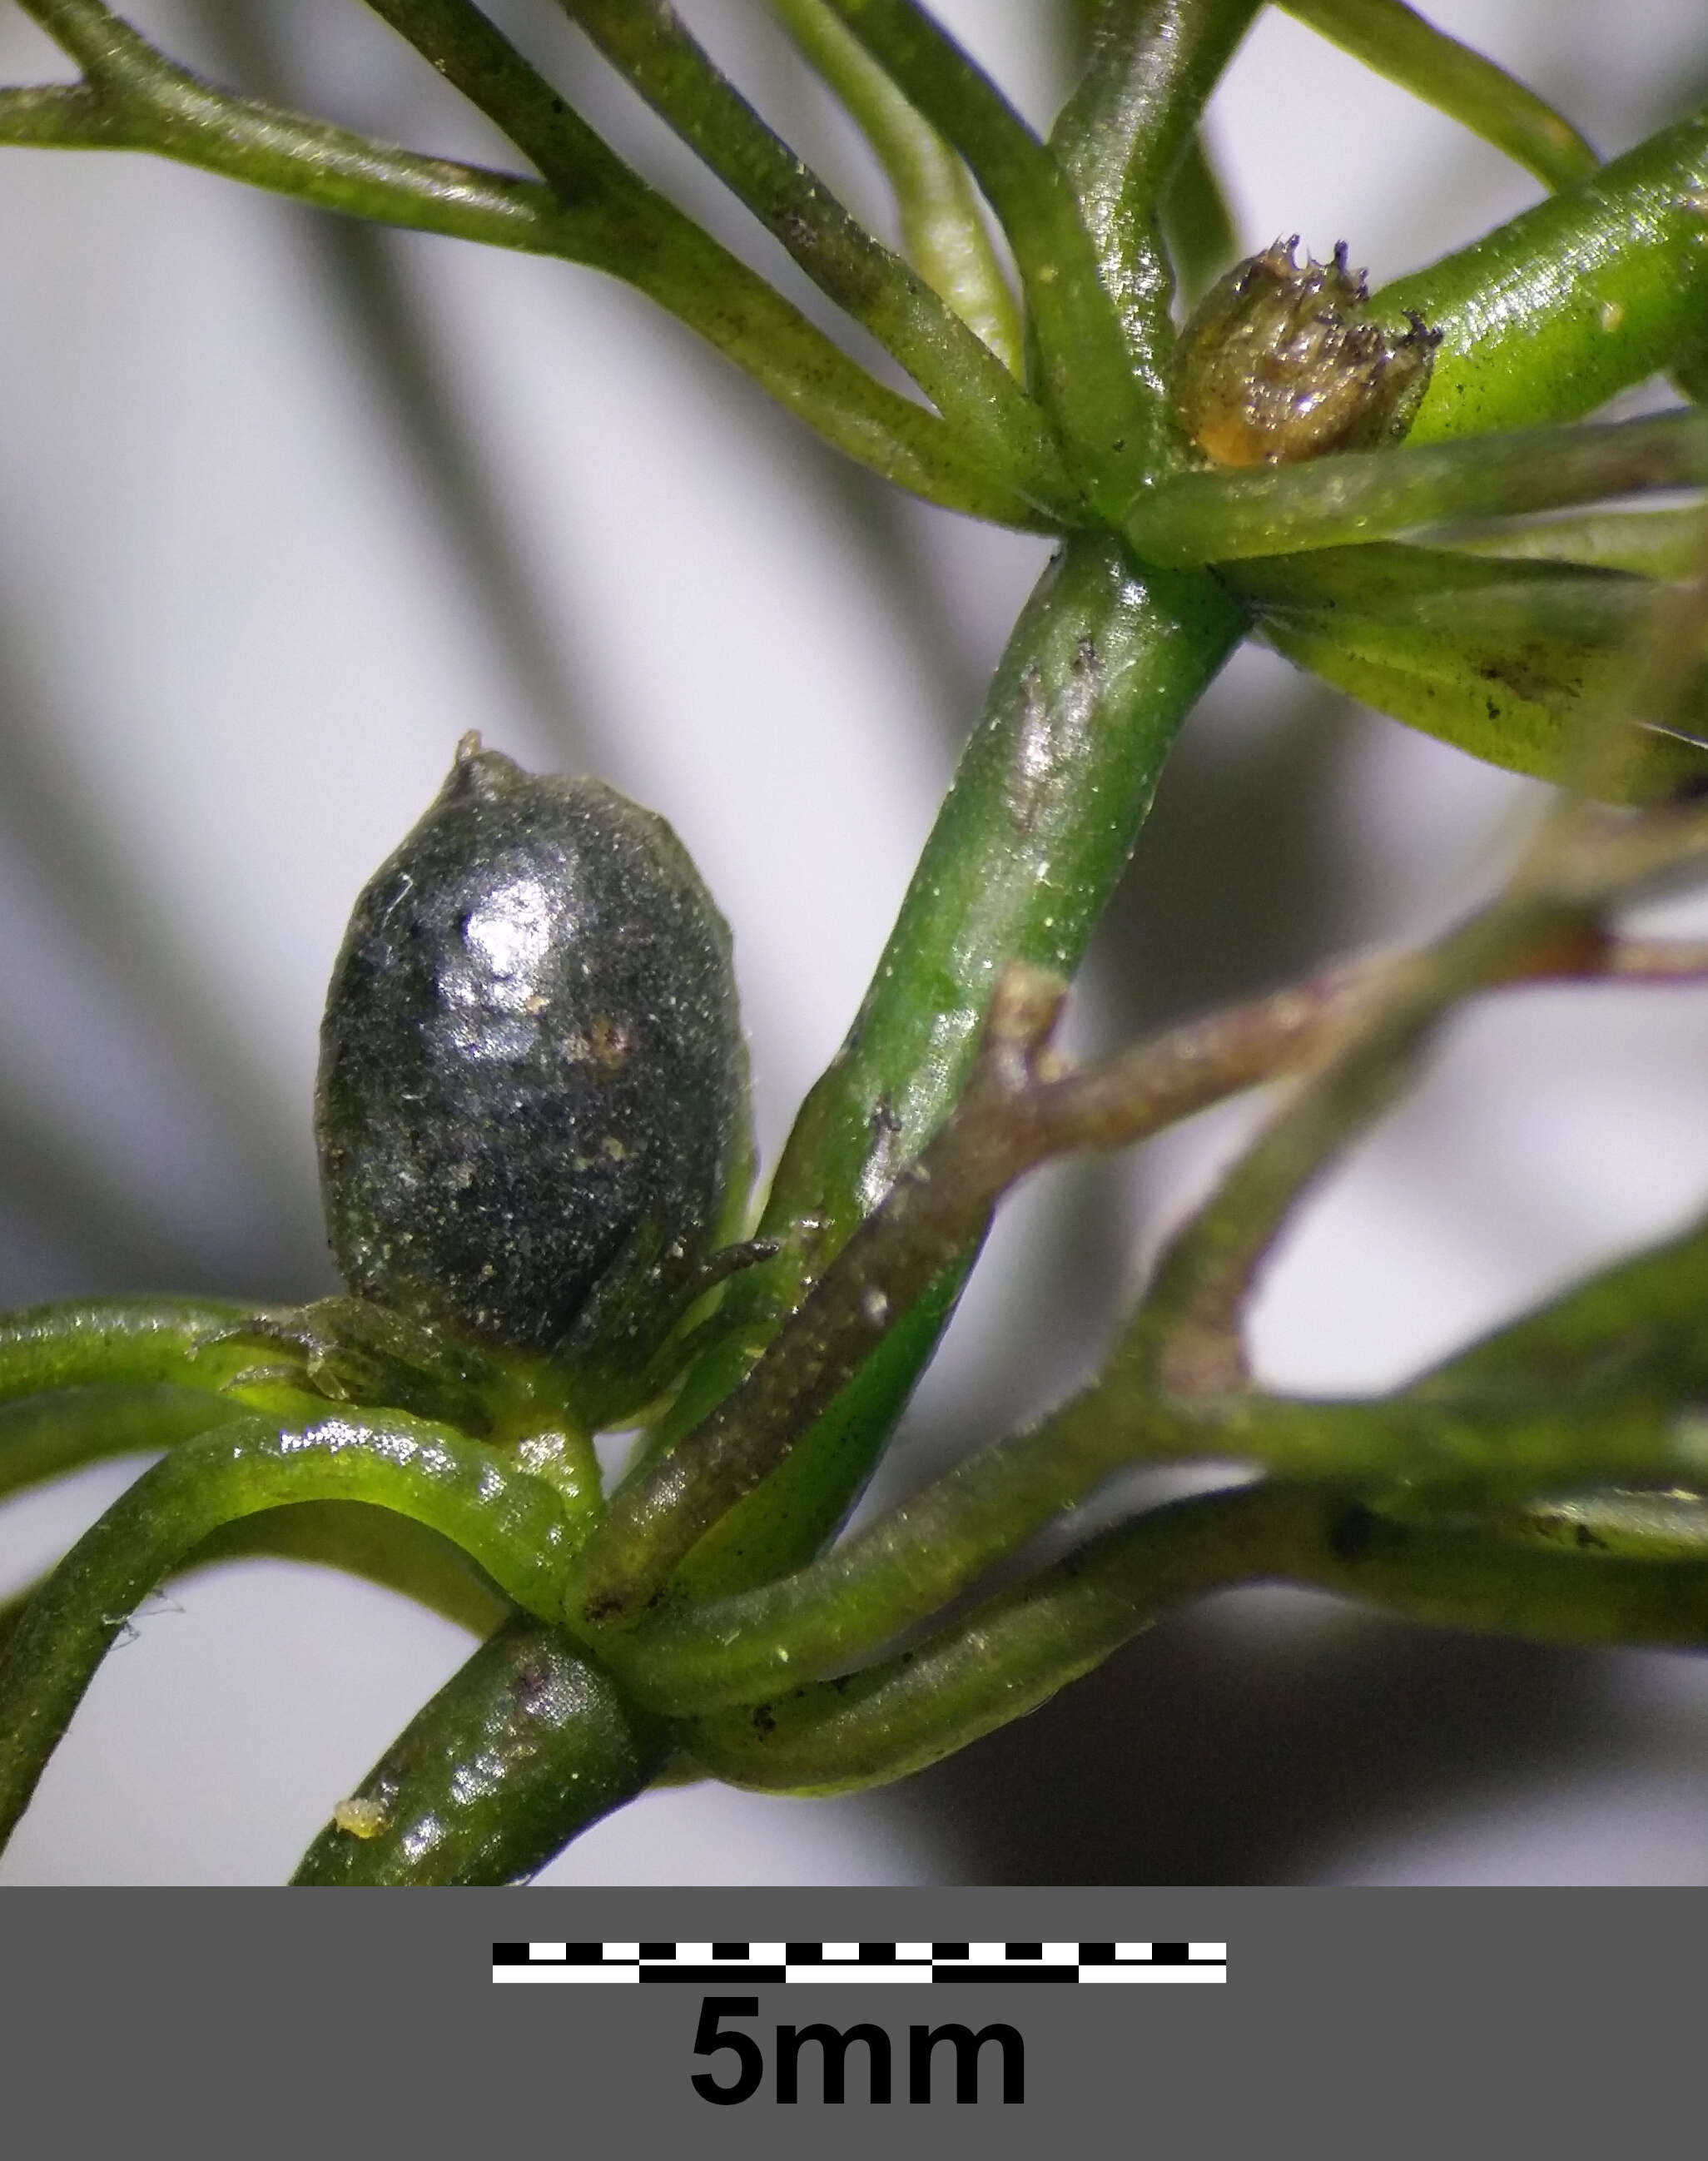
top-left (1174, 239), bottom-right (1440, 467)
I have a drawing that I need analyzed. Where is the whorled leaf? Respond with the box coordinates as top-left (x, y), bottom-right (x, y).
top-left (1225, 543), bottom-right (1708, 796)
top-left (1407, 1212), bottom-right (1708, 1411)
top-left (1432, 505), bottom-right (1708, 579)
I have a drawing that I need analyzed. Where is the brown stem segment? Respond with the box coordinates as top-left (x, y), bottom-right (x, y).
top-left (569, 913), bottom-right (1708, 1626)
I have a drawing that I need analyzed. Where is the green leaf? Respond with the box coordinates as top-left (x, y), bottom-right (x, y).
top-left (1283, 0), bottom-right (1598, 192)
top-left (1125, 409), bottom-right (1708, 566)
top-left (766, 0), bottom-right (1024, 374)
top-left (1159, 128), bottom-right (1239, 306)
top-left (0, 1296), bottom-right (263, 1405)
top-left (1050, 0), bottom-right (1263, 478)
top-left (554, 0), bottom-right (1069, 509)
top-left (0, 9), bottom-right (1046, 523)
top-left (820, 0), bottom-right (1145, 513)
top-left (0, 1408), bottom-right (584, 1849)
top-left (0, 1385), bottom-right (246, 1505)
top-left (1409, 1213), bottom-right (1708, 1409)
top-left (1432, 505), bottom-right (1708, 578)
top-left (1227, 542), bottom-right (1708, 794)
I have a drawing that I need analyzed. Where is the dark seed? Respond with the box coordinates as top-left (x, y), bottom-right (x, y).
top-left (315, 735), bottom-right (749, 1384)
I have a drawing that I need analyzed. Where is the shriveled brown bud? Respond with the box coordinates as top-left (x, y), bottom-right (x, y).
top-left (1174, 238), bottom-right (1439, 467)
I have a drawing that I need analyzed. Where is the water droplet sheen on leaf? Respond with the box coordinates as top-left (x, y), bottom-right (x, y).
top-left (1174, 238), bottom-right (1439, 466)
top-left (315, 735), bottom-right (749, 1383)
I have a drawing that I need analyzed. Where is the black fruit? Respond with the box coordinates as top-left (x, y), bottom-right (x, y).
top-left (315, 736), bottom-right (749, 1402)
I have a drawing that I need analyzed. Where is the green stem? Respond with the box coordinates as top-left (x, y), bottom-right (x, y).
top-left (821, 0), bottom-right (1144, 513)
top-left (767, 0), bottom-right (1023, 372)
top-left (1282, 0), bottom-right (1598, 192)
top-left (554, 0), bottom-right (1067, 509)
top-left (0, 18), bottom-right (1040, 523)
top-left (678, 1478), bottom-right (1708, 1794)
top-left (290, 1612), bottom-right (673, 1885)
top-left (600, 1370), bottom-right (1704, 1716)
top-left (1375, 102), bottom-right (1708, 442)
top-left (1125, 408), bottom-right (1708, 565)
top-left (0, 1408), bottom-right (581, 1848)
top-left (569, 534), bottom-right (1244, 1620)
top-left (767, 538), bottom-right (1243, 1258)
top-left (0, 1296), bottom-right (263, 1403)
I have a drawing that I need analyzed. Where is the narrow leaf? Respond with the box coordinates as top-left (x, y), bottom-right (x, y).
top-left (0, 40), bottom-right (1043, 520)
top-left (1283, 0), bottom-right (1597, 192)
top-left (1230, 542), bottom-right (1708, 795)
top-left (1435, 505), bottom-right (1708, 579)
top-left (767, 0), bottom-right (1023, 372)
top-left (821, 0), bottom-right (1144, 511)
top-left (0, 1385), bottom-right (246, 1505)
top-left (1125, 408), bottom-right (1708, 565)
top-left (555, 0), bottom-right (1067, 506)
top-left (0, 1297), bottom-right (262, 1406)
top-left (1160, 127), bottom-right (1239, 305)
top-left (0, 1408), bottom-right (582, 1847)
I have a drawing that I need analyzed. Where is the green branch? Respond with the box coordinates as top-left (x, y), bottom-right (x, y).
top-left (679, 1480), bottom-right (1323, 1791)
top-left (605, 1336), bottom-right (1708, 1716)
top-left (678, 1478), bottom-right (1708, 1794)
top-left (12, 0), bottom-right (156, 82)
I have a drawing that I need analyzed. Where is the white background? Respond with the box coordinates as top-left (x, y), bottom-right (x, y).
top-left (3, 0), bottom-right (1708, 1884)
